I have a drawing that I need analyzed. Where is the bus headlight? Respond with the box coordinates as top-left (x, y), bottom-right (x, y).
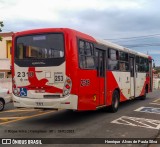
top-left (63, 76), bottom-right (72, 96)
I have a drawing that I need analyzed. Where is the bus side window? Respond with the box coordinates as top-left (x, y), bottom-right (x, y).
top-left (78, 39), bottom-right (95, 69)
top-left (119, 62), bottom-right (126, 71)
top-left (145, 59), bottom-right (149, 72)
top-left (79, 40), bottom-right (85, 54)
top-left (119, 51), bottom-right (129, 72)
top-left (108, 48), bottom-right (119, 70)
top-left (136, 57), bottom-right (148, 73)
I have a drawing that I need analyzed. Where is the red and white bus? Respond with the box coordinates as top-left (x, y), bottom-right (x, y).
top-left (12, 28), bottom-right (153, 112)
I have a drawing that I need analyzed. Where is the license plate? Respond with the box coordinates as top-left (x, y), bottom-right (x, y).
top-left (36, 102), bottom-right (43, 106)
top-left (54, 72), bottom-right (64, 83)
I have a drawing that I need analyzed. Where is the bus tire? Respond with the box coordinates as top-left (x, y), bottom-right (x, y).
top-left (109, 90), bottom-right (119, 113)
top-left (0, 99), bottom-right (5, 111)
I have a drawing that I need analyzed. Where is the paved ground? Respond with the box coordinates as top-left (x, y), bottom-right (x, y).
top-left (0, 90), bottom-right (160, 147)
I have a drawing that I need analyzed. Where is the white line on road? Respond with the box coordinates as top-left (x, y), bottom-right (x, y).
top-left (135, 107), bottom-right (160, 114)
top-left (0, 110), bottom-right (56, 125)
top-left (153, 98), bottom-right (160, 103)
top-left (150, 98), bottom-right (160, 105)
top-left (150, 103), bottom-right (160, 106)
top-left (111, 116), bottom-right (160, 130)
top-left (0, 117), bottom-right (26, 120)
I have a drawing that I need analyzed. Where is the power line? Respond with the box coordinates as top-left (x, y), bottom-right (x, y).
top-left (112, 37), bottom-right (159, 43)
top-left (104, 33), bottom-right (160, 40)
top-left (120, 43), bottom-right (160, 48)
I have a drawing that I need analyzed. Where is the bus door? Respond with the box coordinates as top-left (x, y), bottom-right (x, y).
top-left (95, 48), bottom-right (106, 106)
top-left (129, 56), bottom-right (135, 97)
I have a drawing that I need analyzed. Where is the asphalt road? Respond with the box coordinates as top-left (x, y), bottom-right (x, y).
top-left (0, 90), bottom-right (160, 147)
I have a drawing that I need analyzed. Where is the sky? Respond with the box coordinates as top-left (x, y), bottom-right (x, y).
top-left (0, 0), bottom-right (160, 66)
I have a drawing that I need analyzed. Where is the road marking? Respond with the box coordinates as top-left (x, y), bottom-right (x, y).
top-left (153, 98), bottom-right (160, 103)
top-left (0, 110), bottom-right (56, 125)
top-left (150, 103), bottom-right (160, 106)
top-left (0, 117), bottom-right (25, 120)
top-left (150, 98), bottom-right (160, 105)
top-left (135, 107), bottom-right (160, 114)
top-left (3, 109), bottom-right (39, 112)
top-left (111, 116), bottom-right (160, 130)
top-left (0, 108), bottom-right (38, 114)
top-left (0, 117), bottom-right (26, 122)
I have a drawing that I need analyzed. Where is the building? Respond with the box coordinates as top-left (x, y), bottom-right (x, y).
top-left (153, 78), bottom-right (160, 90)
top-left (0, 59), bottom-right (11, 78)
top-left (0, 32), bottom-right (13, 78)
top-left (153, 69), bottom-right (160, 90)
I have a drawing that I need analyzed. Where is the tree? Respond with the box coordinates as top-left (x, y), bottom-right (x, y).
top-left (0, 21), bottom-right (4, 41)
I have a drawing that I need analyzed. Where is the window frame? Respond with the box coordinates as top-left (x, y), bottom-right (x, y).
top-left (119, 51), bottom-right (129, 62)
top-left (107, 49), bottom-right (130, 72)
top-left (107, 48), bottom-right (119, 71)
top-left (78, 38), bottom-right (96, 70)
top-left (15, 32), bottom-right (65, 67)
top-left (136, 56), bottom-right (149, 73)
top-left (119, 51), bottom-right (129, 72)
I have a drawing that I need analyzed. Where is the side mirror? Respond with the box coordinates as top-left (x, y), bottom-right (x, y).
top-left (153, 63), bottom-right (155, 68)
top-left (152, 59), bottom-right (155, 68)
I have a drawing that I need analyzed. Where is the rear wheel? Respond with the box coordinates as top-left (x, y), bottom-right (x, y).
top-left (109, 90), bottom-right (120, 113)
top-left (0, 99), bottom-right (4, 111)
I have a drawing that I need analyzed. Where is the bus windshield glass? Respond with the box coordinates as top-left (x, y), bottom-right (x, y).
top-left (16, 33), bottom-right (64, 60)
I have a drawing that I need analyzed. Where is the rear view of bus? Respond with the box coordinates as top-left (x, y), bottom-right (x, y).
top-left (12, 29), bottom-right (78, 110)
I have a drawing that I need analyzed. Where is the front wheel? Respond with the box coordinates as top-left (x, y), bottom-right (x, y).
top-left (0, 99), bottom-right (4, 111)
top-left (109, 90), bottom-right (120, 113)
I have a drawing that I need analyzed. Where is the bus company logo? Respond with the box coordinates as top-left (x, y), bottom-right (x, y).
top-left (2, 139), bottom-right (11, 144)
top-left (32, 62), bottom-right (45, 65)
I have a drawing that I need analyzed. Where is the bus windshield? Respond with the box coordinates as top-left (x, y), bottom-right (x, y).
top-left (16, 33), bottom-right (64, 60)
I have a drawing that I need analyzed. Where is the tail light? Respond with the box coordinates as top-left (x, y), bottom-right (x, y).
top-left (12, 78), bottom-right (20, 96)
top-left (63, 76), bottom-right (72, 96)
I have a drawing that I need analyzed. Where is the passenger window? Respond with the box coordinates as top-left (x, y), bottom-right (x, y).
top-left (109, 49), bottom-right (117, 60)
top-left (86, 56), bottom-right (95, 68)
top-left (79, 40), bottom-right (85, 54)
top-left (108, 60), bottom-right (119, 70)
top-left (78, 39), bottom-right (95, 69)
top-left (119, 52), bottom-right (128, 62)
top-left (119, 52), bottom-right (129, 72)
top-left (136, 56), bottom-right (149, 72)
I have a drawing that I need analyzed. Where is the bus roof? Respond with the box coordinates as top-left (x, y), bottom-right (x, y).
top-left (14, 28), bottom-right (151, 59)
top-left (96, 38), bottom-right (150, 59)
